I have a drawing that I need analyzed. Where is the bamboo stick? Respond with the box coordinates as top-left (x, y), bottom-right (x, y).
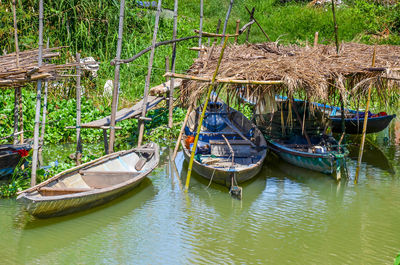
top-left (12, 0), bottom-right (20, 145)
top-left (246, 7), bottom-right (255, 42)
top-left (290, 98), bottom-right (311, 146)
top-left (172, 104), bottom-right (193, 161)
top-left (138, 0), bottom-right (162, 147)
top-left (185, 35), bottom-right (229, 191)
top-left (13, 88), bottom-right (18, 144)
top-left (221, 0), bottom-right (234, 44)
top-left (164, 72), bottom-right (283, 85)
top-left (331, 0), bottom-right (339, 54)
top-left (169, 0), bottom-right (178, 129)
top-left (39, 39), bottom-right (50, 158)
top-left (194, 30), bottom-right (238, 38)
top-left (12, 0), bottom-right (20, 68)
top-left (18, 87), bottom-right (23, 143)
top-left (75, 53), bottom-right (82, 165)
top-left (235, 20), bottom-right (240, 43)
top-left (314, 32), bottom-right (319, 47)
top-left (238, 20), bottom-right (255, 35)
top-left (198, 0), bottom-right (204, 57)
top-left (108, 0), bottom-right (126, 154)
top-left (31, 0), bottom-right (44, 187)
top-left (355, 46), bottom-right (376, 183)
top-left (245, 6), bottom-right (271, 42)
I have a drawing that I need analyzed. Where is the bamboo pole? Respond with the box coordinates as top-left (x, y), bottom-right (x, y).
top-left (198, 0), bottom-right (203, 57)
top-left (12, 0), bottom-right (20, 145)
top-left (165, 56), bottom-right (170, 82)
top-left (75, 53), bottom-right (82, 165)
top-left (185, 35), bottom-right (229, 191)
top-left (164, 72), bottom-right (283, 85)
top-left (221, 0), bottom-right (234, 44)
top-left (31, 0), bottom-right (44, 187)
top-left (108, 0), bottom-right (126, 154)
top-left (172, 104), bottom-right (193, 161)
top-left (355, 46), bottom-right (377, 183)
top-left (195, 30), bottom-right (238, 38)
top-left (331, 0), bottom-right (340, 54)
top-left (313, 31), bottom-right (319, 47)
top-left (18, 87), bottom-right (23, 144)
top-left (169, 0), bottom-right (178, 129)
top-left (245, 6), bottom-right (271, 42)
top-left (138, 0), bottom-right (162, 147)
top-left (234, 20), bottom-right (240, 43)
top-left (39, 39), bottom-right (50, 165)
top-left (246, 7), bottom-right (255, 42)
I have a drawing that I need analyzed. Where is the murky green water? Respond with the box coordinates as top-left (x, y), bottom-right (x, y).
top-left (1, 124), bottom-right (400, 264)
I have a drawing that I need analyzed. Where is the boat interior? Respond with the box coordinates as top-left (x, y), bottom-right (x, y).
top-left (29, 149), bottom-right (156, 197)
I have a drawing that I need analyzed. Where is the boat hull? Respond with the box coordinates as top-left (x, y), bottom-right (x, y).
top-left (330, 114), bottom-right (396, 134)
top-left (17, 143), bottom-right (159, 218)
top-left (267, 140), bottom-right (347, 175)
top-left (181, 145), bottom-right (263, 186)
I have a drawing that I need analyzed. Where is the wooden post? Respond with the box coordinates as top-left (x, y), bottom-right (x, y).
top-left (103, 129), bottom-right (109, 154)
top-left (168, 0), bottom-right (178, 129)
top-left (18, 87), bottom-right (23, 144)
top-left (215, 19), bottom-right (222, 44)
top-left (234, 20), bottom-right (240, 43)
top-left (138, 0), bottom-right (162, 146)
top-left (31, 0), bottom-right (44, 187)
top-left (313, 31), bottom-right (319, 47)
top-left (221, 0), bottom-right (234, 44)
top-left (331, 0), bottom-right (339, 54)
top-left (245, 6), bottom-right (271, 42)
top-left (12, 0), bottom-right (20, 145)
top-left (246, 7), bottom-right (255, 42)
top-left (39, 38), bottom-right (50, 166)
top-left (172, 104), bottom-right (193, 160)
top-left (198, 0), bottom-right (203, 57)
top-left (108, 0), bottom-right (126, 154)
top-left (355, 46), bottom-right (377, 183)
top-left (185, 35), bottom-right (229, 191)
top-left (165, 56), bottom-right (170, 82)
top-left (75, 53), bottom-right (82, 165)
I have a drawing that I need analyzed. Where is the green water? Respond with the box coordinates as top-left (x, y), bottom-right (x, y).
top-left (1, 127), bottom-right (400, 264)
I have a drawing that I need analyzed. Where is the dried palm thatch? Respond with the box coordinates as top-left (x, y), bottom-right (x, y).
top-left (180, 42), bottom-right (400, 106)
top-left (0, 47), bottom-right (78, 88)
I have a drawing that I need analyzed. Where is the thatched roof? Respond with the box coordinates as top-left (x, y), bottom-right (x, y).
top-left (180, 42), bottom-right (400, 106)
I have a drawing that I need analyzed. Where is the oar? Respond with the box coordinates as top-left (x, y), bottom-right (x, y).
top-left (222, 117), bottom-right (256, 148)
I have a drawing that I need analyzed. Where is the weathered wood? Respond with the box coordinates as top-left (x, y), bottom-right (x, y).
top-left (18, 87), bottom-right (23, 143)
top-left (314, 31), bottom-right (319, 47)
top-left (13, 88), bottom-right (19, 145)
top-left (38, 187), bottom-right (93, 196)
top-left (290, 98), bottom-right (312, 146)
top-left (198, 0), bottom-right (204, 57)
top-left (12, 0), bottom-right (20, 68)
top-left (246, 7), bottom-right (255, 42)
top-left (221, 0), bottom-right (234, 44)
top-left (108, 0), bottom-right (126, 154)
top-left (245, 6), bottom-right (271, 42)
top-left (222, 117), bottom-right (256, 148)
top-left (235, 20), bottom-right (240, 43)
top-left (194, 30), bottom-right (238, 38)
top-left (169, 0), bottom-right (178, 129)
top-left (331, 0), bottom-right (340, 54)
top-left (103, 129), bottom-right (109, 154)
top-left (138, 0), bottom-right (162, 147)
top-left (31, 0), bottom-right (44, 187)
top-left (164, 72), bottom-right (283, 85)
top-left (39, 39), bottom-right (50, 154)
top-left (75, 53), bottom-right (82, 165)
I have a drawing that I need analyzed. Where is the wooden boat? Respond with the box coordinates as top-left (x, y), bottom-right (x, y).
top-left (181, 102), bottom-right (267, 187)
top-left (254, 98), bottom-right (348, 178)
top-left (17, 143), bottom-right (159, 218)
top-left (265, 135), bottom-right (348, 176)
top-left (0, 143), bottom-right (31, 178)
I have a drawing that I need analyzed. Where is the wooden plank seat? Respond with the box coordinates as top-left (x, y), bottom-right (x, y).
top-left (209, 139), bottom-right (256, 157)
top-left (79, 170), bottom-right (140, 189)
top-left (38, 187), bottom-right (93, 196)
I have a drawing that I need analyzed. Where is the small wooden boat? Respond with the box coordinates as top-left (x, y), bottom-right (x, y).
top-left (254, 98), bottom-right (348, 179)
top-left (266, 135), bottom-right (348, 177)
top-left (17, 143), bottom-right (159, 218)
top-left (181, 102), bottom-right (267, 187)
top-left (0, 143), bottom-right (31, 178)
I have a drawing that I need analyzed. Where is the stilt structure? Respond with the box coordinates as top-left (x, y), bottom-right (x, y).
top-left (31, 0), bottom-right (44, 187)
top-left (108, 0), bottom-right (126, 154)
top-left (138, 0), bottom-right (162, 147)
top-left (168, 0), bottom-right (178, 128)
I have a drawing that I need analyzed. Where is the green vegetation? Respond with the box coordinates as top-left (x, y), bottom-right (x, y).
top-left (1, 0), bottom-right (400, 196)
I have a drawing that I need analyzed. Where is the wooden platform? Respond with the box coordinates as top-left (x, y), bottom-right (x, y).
top-left (81, 96), bottom-right (164, 128)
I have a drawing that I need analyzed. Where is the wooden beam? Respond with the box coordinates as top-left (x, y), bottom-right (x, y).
top-left (164, 72), bottom-right (283, 85)
top-left (246, 7), bottom-right (255, 42)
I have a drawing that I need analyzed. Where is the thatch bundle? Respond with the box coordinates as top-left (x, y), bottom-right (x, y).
top-left (181, 42), bottom-right (400, 106)
top-left (0, 47), bottom-right (77, 88)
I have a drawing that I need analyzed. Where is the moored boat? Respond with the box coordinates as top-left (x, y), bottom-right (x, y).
top-left (0, 143), bottom-right (31, 178)
top-left (17, 143), bottom-right (159, 218)
top-left (181, 102), bottom-right (267, 187)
